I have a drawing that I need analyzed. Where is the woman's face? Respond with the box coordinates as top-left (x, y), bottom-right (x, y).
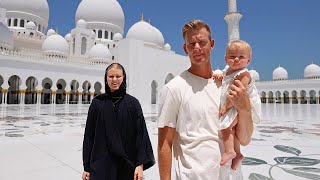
top-left (106, 67), bottom-right (124, 92)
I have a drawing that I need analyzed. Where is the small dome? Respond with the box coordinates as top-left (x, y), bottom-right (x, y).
top-left (88, 44), bottom-right (111, 63)
top-left (76, 19), bottom-right (87, 28)
top-left (75, 0), bottom-right (124, 31)
top-left (272, 66), bottom-right (288, 81)
top-left (2, 0), bottom-right (49, 22)
top-left (304, 63), bottom-right (320, 79)
top-left (25, 21), bottom-right (36, 30)
top-left (164, 43), bottom-right (171, 51)
top-left (113, 33), bottom-right (123, 41)
top-left (47, 29), bottom-right (55, 36)
top-left (153, 26), bottom-right (165, 47)
top-left (127, 20), bottom-right (163, 48)
top-left (42, 34), bottom-right (69, 57)
top-left (0, 22), bottom-right (14, 49)
top-left (214, 68), bottom-right (223, 75)
top-left (249, 69), bottom-right (260, 81)
top-left (65, 33), bottom-right (72, 42)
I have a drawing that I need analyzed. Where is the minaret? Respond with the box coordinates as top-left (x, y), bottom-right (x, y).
top-left (224, 0), bottom-right (242, 42)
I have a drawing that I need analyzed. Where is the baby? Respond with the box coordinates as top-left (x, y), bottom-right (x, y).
top-left (214, 40), bottom-right (261, 170)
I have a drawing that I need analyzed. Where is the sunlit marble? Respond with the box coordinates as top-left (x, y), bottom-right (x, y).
top-left (0, 104), bottom-right (319, 180)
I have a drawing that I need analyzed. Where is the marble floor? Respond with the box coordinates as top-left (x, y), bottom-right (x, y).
top-left (0, 104), bottom-right (319, 180)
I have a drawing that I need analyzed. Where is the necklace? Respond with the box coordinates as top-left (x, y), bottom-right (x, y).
top-left (112, 97), bottom-right (122, 107)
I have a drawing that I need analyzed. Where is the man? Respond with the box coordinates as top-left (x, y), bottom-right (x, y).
top-left (158, 20), bottom-right (254, 179)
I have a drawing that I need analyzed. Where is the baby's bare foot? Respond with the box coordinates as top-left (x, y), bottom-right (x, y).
top-left (231, 153), bottom-right (244, 170)
top-left (220, 151), bottom-right (236, 166)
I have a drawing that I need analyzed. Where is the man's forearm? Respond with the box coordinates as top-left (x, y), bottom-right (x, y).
top-left (158, 145), bottom-right (172, 180)
top-left (236, 108), bottom-right (253, 145)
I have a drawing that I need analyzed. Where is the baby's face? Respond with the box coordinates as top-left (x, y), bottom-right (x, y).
top-left (225, 46), bottom-right (251, 72)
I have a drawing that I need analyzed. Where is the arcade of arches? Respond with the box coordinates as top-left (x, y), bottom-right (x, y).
top-left (260, 90), bottom-right (320, 104)
top-left (0, 75), bottom-right (102, 105)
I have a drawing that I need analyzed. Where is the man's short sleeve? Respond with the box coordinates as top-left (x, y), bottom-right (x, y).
top-left (157, 86), bottom-right (179, 128)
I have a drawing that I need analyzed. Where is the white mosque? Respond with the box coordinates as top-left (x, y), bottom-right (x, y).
top-left (0, 0), bottom-right (189, 109)
top-left (0, 0), bottom-right (319, 110)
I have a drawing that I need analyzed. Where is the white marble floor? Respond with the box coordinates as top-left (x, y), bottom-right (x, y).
top-left (0, 104), bottom-right (319, 180)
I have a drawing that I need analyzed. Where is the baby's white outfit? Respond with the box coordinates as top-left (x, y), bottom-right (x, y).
top-left (219, 68), bottom-right (262, 130)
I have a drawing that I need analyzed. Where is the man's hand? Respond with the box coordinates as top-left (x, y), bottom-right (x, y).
top-left (227, 80), bottom-right (250, 112)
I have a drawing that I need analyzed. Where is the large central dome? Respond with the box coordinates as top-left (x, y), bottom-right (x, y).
top-left (2, 0), bottom-right (49, 22)
top-left (75, 0), bottom-right (125, 30)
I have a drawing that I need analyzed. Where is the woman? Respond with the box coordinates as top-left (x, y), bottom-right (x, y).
top-left (82, 63), bottom-right (155, 180)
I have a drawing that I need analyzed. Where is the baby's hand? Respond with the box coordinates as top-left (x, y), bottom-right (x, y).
top-left (219, 105), bottom-right (228, 117)
top-left (213, 74), bottom-right (223, 80)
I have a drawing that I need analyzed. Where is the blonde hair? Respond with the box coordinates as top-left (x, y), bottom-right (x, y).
top-left (226, 40), bottom-right (252, 57)
top-left (182, 19), bottom-right (212, 40)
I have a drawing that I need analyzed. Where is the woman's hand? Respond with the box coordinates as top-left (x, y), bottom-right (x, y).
top-left (134, 164), bottom-right (143, 180)
top-left (82, 171), bottom-right (90, 180)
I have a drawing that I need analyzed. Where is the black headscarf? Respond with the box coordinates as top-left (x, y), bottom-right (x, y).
top-left (104, 63), bottom-right (127, 99)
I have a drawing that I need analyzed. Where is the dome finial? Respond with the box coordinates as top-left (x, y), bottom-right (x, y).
top-left (141, 13), bottom-right (144, 22)
top-left (149, 18), bottom-right (151, 24)
top-left (55, 27), bottom-right (59, 35)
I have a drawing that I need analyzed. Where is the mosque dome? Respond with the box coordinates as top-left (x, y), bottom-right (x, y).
top-left (42, 34), bottom-right (69, 57)
top-left (65, 33), bottom-right (72, 42)
top-left (113, 33), bottom-right (123, 41)
top-left (272, 66), bottom-right (288, 81)
top-left (46, 29), bottom-right (56, 36)
top-left (153, 26), bottom-right (165, 47)
top-left (2, 0), bottom-right (49, 22)
top-left (88, 44), bottom-right (111, 63)
top-left (213, 68), bottom-right (223, 75)
top-left (76, 19), bottom-right (87, 28)
top-left (127, 20), bottom-right (164, 48)
top-left (164, 43), bottom-right (171, 51)
top-left (25, 21), bottom-right (36, 30)
top-left (249, 69), bottom-right (260, 81)
top-left (75, 0), bottom-right (124, 31)
top-left (0, 22), bottom-right (13, 49)
top-left (304, 63), bottom-right (320, 79)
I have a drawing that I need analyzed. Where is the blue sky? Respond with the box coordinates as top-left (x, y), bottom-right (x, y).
top-left (47, 0), bottom-right (320, 81)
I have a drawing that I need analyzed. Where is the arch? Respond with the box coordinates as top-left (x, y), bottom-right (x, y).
top-left (111, 32), bottom-right (114, 40)
top-left (82, 81), bottom-right (92, 104)
top-left (267, 91), bottom-right (274, 103)
top-left (283, 91), bottom-right (289, 104)
top-left (20, 19), bottom-right (25, 27)
top-left (73, 38), bottom-right (76, 55)
top-left (81, 37), bottom-right (87, 55)
top-left (14, 19), bottom-right (18, 26)
top-left (300, 90), bottom-right (307, 104)
top-left (151, 80), bottom-right (158, 104)
top-left (309, 90), bottom-right (316, 104)
top-left (275, 91), bottom-right (281, 103)
top-left (8, 19), bottom-right (11, 26)
top-left (8, 75), bottom-right (22, 104)
top-left (260, 91), bottom-right (266, 103)
top-left (98, 30), bottom-right (102, 39)
top-left (25, 76), bottom-right (38, 104)
top-left (70, 80), bottom-right (80, 104)
top-left (291, 90), bottom-right (298, 104)
top-left (56, 79), bottom-right (67, 104)
top-left (41, 78), bottom-right (53, 104)
top-left (104, 31), bottom-right (109, 39)
top-left (94, 82), bottom-right (102, 97)
top-left (0, 75), bottom-right (3, 104)
top-left (165, 73), bottom-right (174, 84)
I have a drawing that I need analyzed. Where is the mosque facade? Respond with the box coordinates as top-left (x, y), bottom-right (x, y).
top-left (0, 0), bottom-right (319, 110)
top-left (0, 0), bottom-right (189, 110)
